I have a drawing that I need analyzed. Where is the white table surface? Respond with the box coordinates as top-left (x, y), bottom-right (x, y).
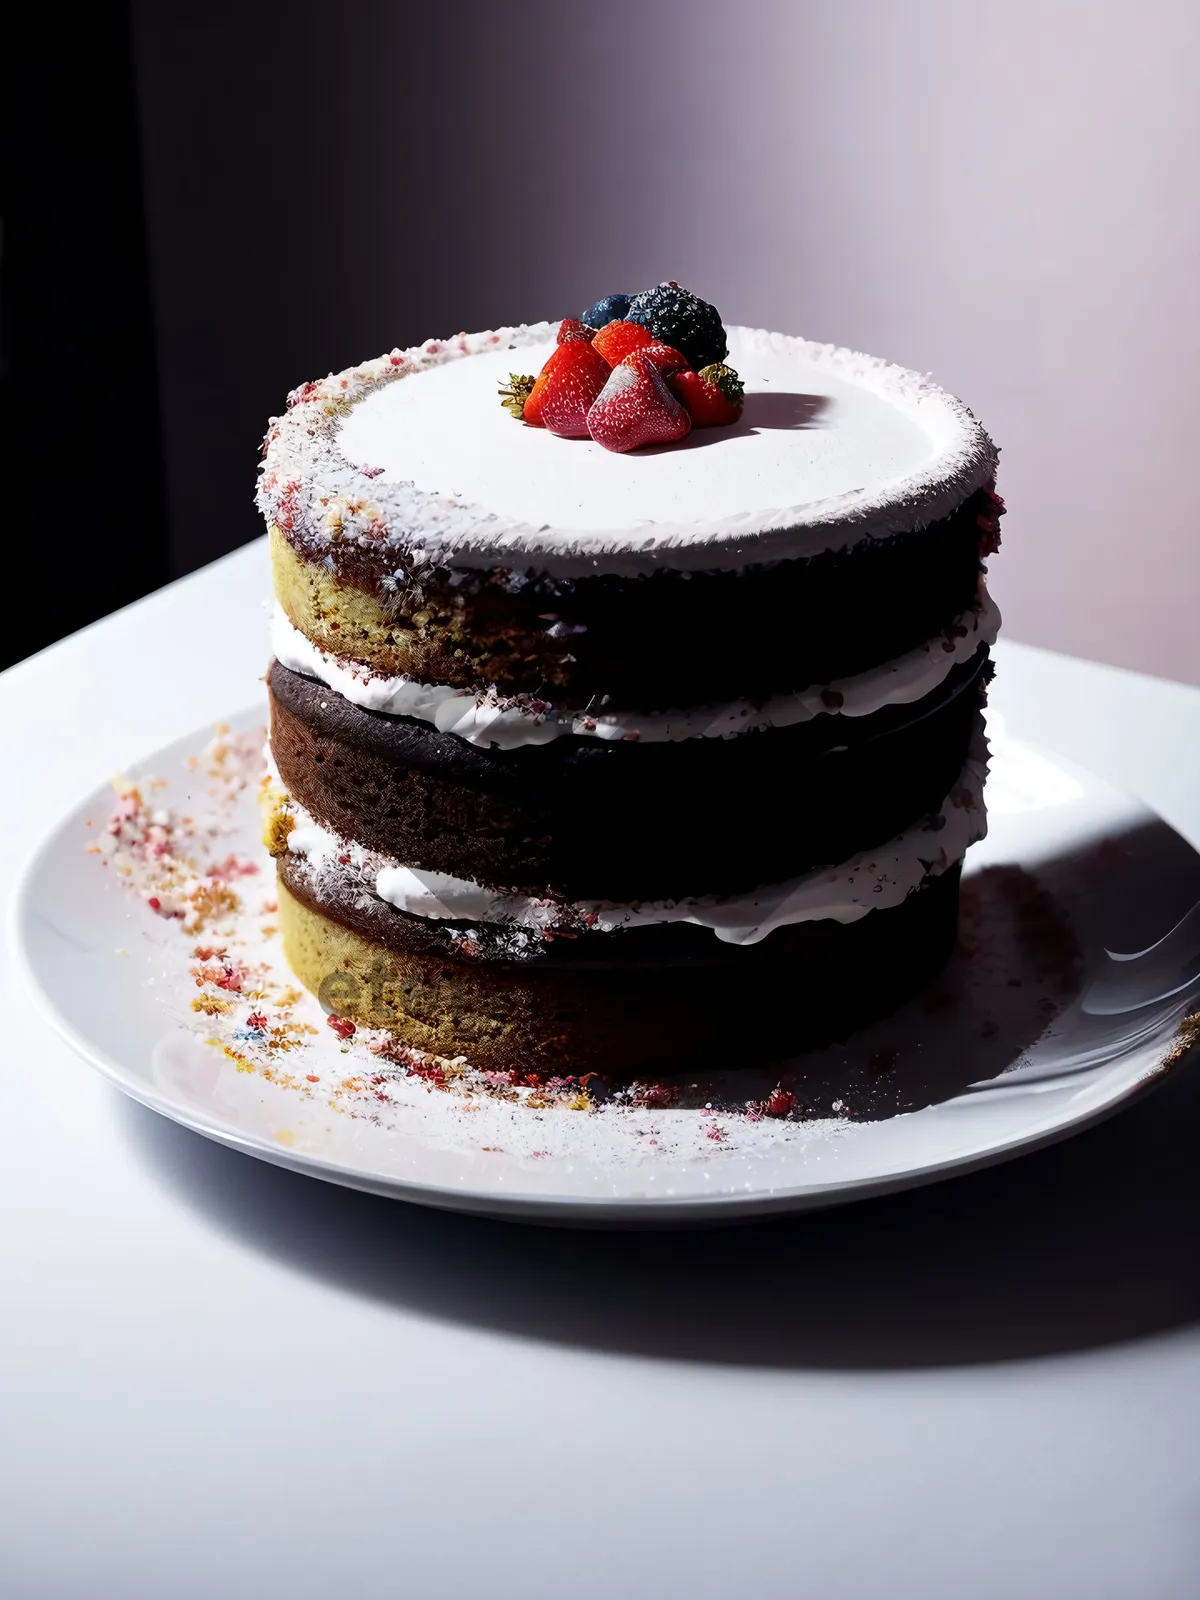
top-left (4, 540), bottom-right (1199, 1600)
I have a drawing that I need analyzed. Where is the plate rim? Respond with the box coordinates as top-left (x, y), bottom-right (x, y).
top-left (8, 706), bottom-right (1197, 1226)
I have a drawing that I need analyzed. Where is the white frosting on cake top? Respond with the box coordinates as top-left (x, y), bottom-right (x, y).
top-left (258, 322), bottom-right (998, 579)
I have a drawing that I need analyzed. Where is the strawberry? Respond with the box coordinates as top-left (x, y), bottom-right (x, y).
top-left (637, 342), bottom-right (689, 377)
top-left (587, 351), bottom-right (692, 453)
top-left (667, 362), bottom-right (745, 427)
top-left (529, 341), bottom-right (611, 437)
top-left (590, 319), bottom-right (654, 366)
top-left (522, 373), bottom-right (546, 426)
top-left (557, 318), bottom-right (596, 345)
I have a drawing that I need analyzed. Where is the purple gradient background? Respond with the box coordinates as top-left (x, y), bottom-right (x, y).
top-left (134, 0), bottom-right (1200, 684)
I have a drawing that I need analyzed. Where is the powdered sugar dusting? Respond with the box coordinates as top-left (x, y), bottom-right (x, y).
top-left (258, 322), bottom-right (998, 580)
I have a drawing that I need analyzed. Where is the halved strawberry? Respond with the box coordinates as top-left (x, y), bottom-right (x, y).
top-left (529, 341), bottom-right (612, 437)
top-left (556, 318), bottom-right (596, 345)
top-left (667, 362), bottom-right (745, 427)
top-left (587, 351), bottom-right (692, 453)
top-left (591, 319), bottom-right (654, 366)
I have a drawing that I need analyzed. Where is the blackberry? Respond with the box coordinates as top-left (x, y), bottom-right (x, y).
top-left (581, 293), bottom-right (632, 330)
top-left (625, 282), bottom-right (727, 371)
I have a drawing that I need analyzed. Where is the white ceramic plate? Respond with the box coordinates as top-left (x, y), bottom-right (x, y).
top-left (11, 707), bottom-right (1200, 1224)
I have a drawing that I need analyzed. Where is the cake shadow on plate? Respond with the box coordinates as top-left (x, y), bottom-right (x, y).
top-left (762, 819), bottom-right (1199, 1124)
top-left (665, 861), bottom-right (1085, 1122)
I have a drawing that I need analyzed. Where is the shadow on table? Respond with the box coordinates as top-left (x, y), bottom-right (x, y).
top-left (121, 1041), bottom-right (1200, 1370)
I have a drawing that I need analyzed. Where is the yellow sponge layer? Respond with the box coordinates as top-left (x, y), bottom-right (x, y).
top-left (271, 526), bottom-right (576, 690)
top-left (275, 871), bottom-right (726, 1076)
top-left (270, 527), bottom-right (419, 673)
top-left (278, 876), bottom-right (536, 1064)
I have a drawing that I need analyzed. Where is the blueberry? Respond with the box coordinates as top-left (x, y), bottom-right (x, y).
top-left (625, 283), bottom-right (727, 371)
top-left (581, 293), bottom-right (632, 330)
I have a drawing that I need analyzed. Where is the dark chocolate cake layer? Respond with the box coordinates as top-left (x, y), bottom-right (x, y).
top-left (277, 863), bottom-right (963, 1077)
top-left (272, 484), bottom-right (997, 708)
top-left (268, 652), bottom-right (989, 901)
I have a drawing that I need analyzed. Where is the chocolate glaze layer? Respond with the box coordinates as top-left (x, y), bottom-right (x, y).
top-left (278, 487), bottom-right (994, 705)
top-left (269, 652), bottom-right (989, 902)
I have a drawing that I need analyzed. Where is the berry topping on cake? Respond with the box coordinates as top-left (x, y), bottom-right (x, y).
top-left (590, 319), bottom-right (654, 366)
top-left (498, 373), bottom-right (538, 422)
top-left (500, 284), bottom-right (731, 450)
top-left (556, 318), bottom-right (597, 345)
top-left (530, 341), bottom-right (612, 438)
top-left (668, 362), bottom-right (745, 427)
top-left (586, 350), bottom-right (692, 453)
top-left (581, 292), bottom-right (633, 330)
top-left (637, 342), bottom-right (690, 376)
top-left (625, 282), bottom-right (728, 371)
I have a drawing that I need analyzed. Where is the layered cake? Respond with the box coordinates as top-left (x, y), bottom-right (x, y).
top-left (258, 285), bottom-right (1003, 1078)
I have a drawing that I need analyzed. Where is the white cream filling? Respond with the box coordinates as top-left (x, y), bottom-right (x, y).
top-left (285, 741), bottom-right (988, 947)
top-left (272, 586), bottom-right (998, 752)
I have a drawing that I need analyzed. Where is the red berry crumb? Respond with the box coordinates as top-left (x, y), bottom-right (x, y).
top-left (327, 1015), bottom-right (356, 1040)
top-left (764, 1086), bottom-right (797, 1118)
